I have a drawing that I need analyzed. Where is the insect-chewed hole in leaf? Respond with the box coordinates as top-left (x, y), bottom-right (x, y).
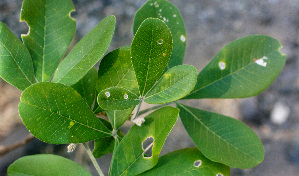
top-left (142, 136), bottom-right (154, 158)
top-left (216, 174), bottom-right (224, 176)
top-left (219, 61), bottom-right (226, 70)
top-left (158, 39), bottom-right (163, 45)
top-left (193, 160), bottom-right (202, 167)
top-left (20, 20), bottom-right (30, 37)
top-left (255, 56), bottom-right (268, 67)
top-left (69, 10), bottom-right (76, 21)
top-left (180, 35), bottom-right (186, 42)
top-left (124, 93), bottom-right (129, 99)
top-left (105, 92), bottom-right (110, 98)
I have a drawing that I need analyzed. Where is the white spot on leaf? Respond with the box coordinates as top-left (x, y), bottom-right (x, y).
top-left (159, 9), bottom-right (162, 12)
top-left (105, 92), bottom-right (110, 98)
top-left (158, 39), bottom-right (163, 44)
top-left (219, 62), bottom-right (226, 70)
top-left (132, 117), bottom-right (145, 126)
top-left (173, 14), bottom-right (177, 17)
top-left (194, 160), bottom-right (202, 167)
top-left (150, 3), bottom-right (153, 6)
top-left (255, 56), bottom-right (268, 67)
top-left (124, 93), bottom-right (129, 99)
top-left (180, 35), bottom-right (186, 42)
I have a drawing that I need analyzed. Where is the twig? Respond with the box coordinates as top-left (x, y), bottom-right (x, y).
top-left (83, 143), bottom-right (104, 176)
top-left (0, 134), bottom-right (35, 157)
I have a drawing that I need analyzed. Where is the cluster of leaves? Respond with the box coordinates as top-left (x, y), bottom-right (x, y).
top-left (0, 0), bottom-right (286, 175)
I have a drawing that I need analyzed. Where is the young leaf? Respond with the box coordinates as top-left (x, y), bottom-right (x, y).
top-left (7, 154), bottom-right (91, 176)
top-left (107, 107), bottom-right (134, 130)
top-left (131, 18), bottom-right (173, 96)
top-left (20, 0), bottom-right (76, 82)
top-left (184, 35), bottom-right (286, 99)
top-left (97, 46), bottom-right (139, 96)
top-left (0, 22), bottom-right (35, 90)
top-left (72, 67), bottom-right (97, 108)
top-left (140, 148), bottom-right (230, 176)
top-left (133, 0), bottom-right (186, 69)
top-left (19, 82), bottom-right (111, 144)
top-left (97, 87), bottom-right (140, 110)
top-left (109, 106), bottom-right (179, 176)
top-left (177, 103), bottom-right (265, 169)
top-left (144, 65), bottom-right (197, 104)
top-left (52, 15), bottom-right (116, 86)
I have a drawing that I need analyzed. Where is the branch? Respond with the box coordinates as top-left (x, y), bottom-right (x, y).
top-left (0, 134), bottom-right (35, 157)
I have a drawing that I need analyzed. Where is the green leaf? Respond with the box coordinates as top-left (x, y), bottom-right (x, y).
top-left (140, 147), bottom-right (230, 176)
top-left (52, 15), bottom-right (115, 86)
top-left (177, 103), bottom-right (265, 169)
top-left (97, 46), bottom-right (139, 96)
top-left (19, 82), bottom-right (111, 144)
top-left (109, 106), bottom-right (179, 176)
top-left (184, 35), bottom-right (286, 99)
top-left (131, 18), bottom-right (173, 96)
top-left (144, 65), bottom-right (197, 104)
top-left (93, 129), bottom-right (124, 158)
top-left (7, 154), bottom-right (91, 176)
top-left (133, 0), bottom-right (186, 69)
top-left (97, 87), bottom-right (140, 110)
top-left (20, 0), bottom-right (76, 82)
top-left (107, 107), bottom-right (134, 130)
top-left (0, 22), bottom-right (35, 90)
top-left (72, 67), bottom-right (97, 108)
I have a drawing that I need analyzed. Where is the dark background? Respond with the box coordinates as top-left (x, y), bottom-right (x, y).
top-left (0, 0), bottom-right (298, 175)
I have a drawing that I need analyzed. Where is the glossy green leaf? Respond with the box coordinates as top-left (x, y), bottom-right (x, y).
top-left (184, 35), bottom-right (286, 99)
top-left (134, 0), bottom-right (186, 69)
top-left (97, 87), bottom-right (140, 110)
top-left (20, 0), bottom-right (76, 82)
top-left (7, 154), bottom-right (91, 176)
top-left (19, 82), bottom-right (111, 144)
top-left (177, 103), bottom-right (265, 169)
top-left (52, 15), bottom-right (115, 86)
top-left (97, 46), bottom-right (139, 96)
top-left (0, 22), bottom-right (35, 90)
top-left (109, 106), bottom-right (179, 176)
top-left (144, 65), bottom-right (197, 104)
top-left (107, 107), bottom-right (134, 130)
top-left (131, 18), bottom-right (173, 96)
top-left (140, 147), bottom-right (230, 176)
top-left (72, 67), bottom-right (97, 108)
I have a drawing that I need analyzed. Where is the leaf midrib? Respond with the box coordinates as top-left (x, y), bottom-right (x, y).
top-left (55, 21), bottom-right (112, 83)
top-left (179, 104), bottom-right (258, 163)
top-left (21, 101), bottom-right (111, 135)
top-left (188, 53), bottom-right (273, 96)
top-left (0, 43), bottom-right (33, 84)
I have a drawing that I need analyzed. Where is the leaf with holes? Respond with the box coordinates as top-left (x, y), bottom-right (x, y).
top-left (107, 107), bottom-right (134, 130)
top-left (7, 154), bottom-right (91, 176)
top-left (109, 106), bottom-right (179, 176)
top-left (97, 87), bottom-right (139, 110)
top-left (140, 148), bottom-right (230, 176)
top-left (144, 65), bottom-right (197, 104)
top-left (132, 18), bottom-right (173, 96)
top-left (72, 67), bottom-right (97, 108)
top-left (20, 0), bottom-right (76, 82)
top-left (184, 35), bottom-right (286, 99)
top-left (177, 103), bottom-right (264, 169)
top-left (133, 0), bottom-right (186, 70)
top-left (18, 82), bottom-right (111, 144)
top-left (0, 22), bottom-right (35, 90)
top-left (52, 15), bottom-right (115, 86)
top-left (97, 46), bottom-right (139, 96)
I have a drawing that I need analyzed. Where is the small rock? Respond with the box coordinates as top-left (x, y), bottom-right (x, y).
top-left (270, 102), bottom-right (290, 125)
